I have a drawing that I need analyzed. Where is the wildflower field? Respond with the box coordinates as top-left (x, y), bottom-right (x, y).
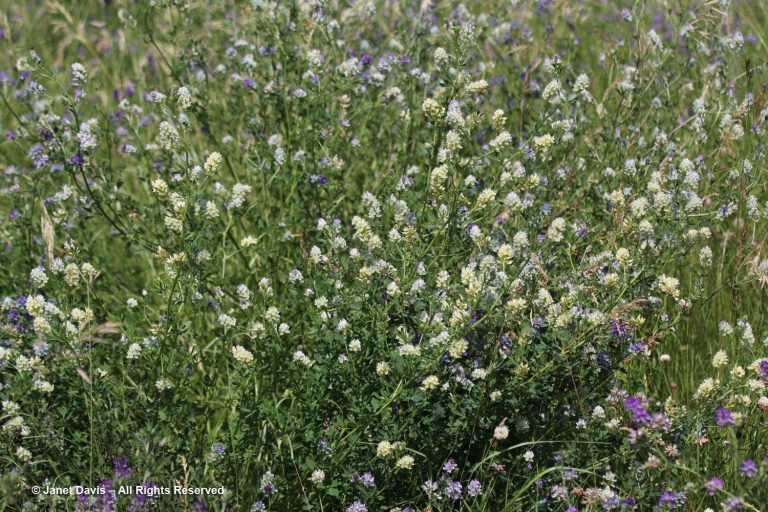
top-left (2, 0), bottom-right (768, 510)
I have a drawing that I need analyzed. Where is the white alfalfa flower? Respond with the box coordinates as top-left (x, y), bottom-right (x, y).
top-left (77, 119), bottom-right (99, 151)
top-left (532, 133), bottom-right (555, 152)
top-left (434, 47), bottom-right (449, 67)
top-left (231, 345), bottom-right (254, 364)
top-left (164, 215), bottom-right (183, 233)
top-left (15, 446), bottom-right (32, 461)
top-left (158, 121), bottom-right (179, 151)
top-left (376, 361), bottom-right (391, 376)
top-left (476, 188), bottom-right (496, 208)
top-left (491, 109), bottom-right (507, 131)
top-left (712, 350), bottom-right (729, 368)
top-left (489, 131), bottom-right (512, 151)
top-left (493, 423), bottom-right (509, 441)
top-left (80, 263), bottom-right (98, 283)
top-left (218, 313), bottom-right (237, 329)
top-left (574, 73), bottom-right (590, 93)
top-left (647, 29), bottom-right (664, 51)
top-left (241, 236), bottom-right (258, 247)
top-left (34, 379), bottom-right (54, 393)
top-left (542, 79), bottom-right (564, 104)
top-left (64, 263), bottom-right (80, 287)
top-left (204, 151), bottom-right (223, 174)
top-left (592, 405), bottom-right (606, 420)
top-left (126, 342), bottom-right (143, 360)
top-left (155, 379), bottom-right (173, 391)
top-left (422, 98), bottom-right (445, 121)
top-left (376, 440), bottom-right (399, 458)
top-left (444, 130), bottom-right (462, 153)
top-left (337, 57), bottom-right (360, 77)
top-left (265, 306), bottom-right (280, 323)
top-left (71, 63), bottom-right (87, 84)
top-left (465, 79), bottom-right (489, 95)
top-left (293, 350), bottom-right (314, 367)
top-left (730, 365), bottom-right (745, 379)
top-left (147, 90), bottom-right (167, 103)
top-left (151, 178), bottom-right (169, 197)
top-left (547, 217), bottom-right (567, 242)
top-left (30, 266), bottom-right (48, 288)
top-left (693, 377), bottom-right (720, 401)
top-left (420, 375), bottom-right (440, 392)
top-left (228, 183), bottom-right (251, 209)
top-left (2, 401), bottom-right (20, 414)
top-left (25, 295), bottom-right (45, 317)
top-left (176, 86), bottom-right (192, 109)
top-left (204, 201), bottom-right (219, 219)
top-left (32, 316), bottom-right (51, 335)
top-left (657, 275), bottom-right (680, 298)
top-left (395, 455), bottom-right (414, 470)
top-left (310, 469), bottom-right (325, 484)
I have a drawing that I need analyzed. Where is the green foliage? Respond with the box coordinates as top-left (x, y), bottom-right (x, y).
top-left (0, 1), bottom-right (767, 511)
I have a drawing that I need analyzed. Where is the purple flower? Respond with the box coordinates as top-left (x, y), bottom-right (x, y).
top-left (360, 471), bottom-right (375, 488)
top-left (715, 407), bottom-right (735, 427)
top-left (444, 480), bottom-right (462, 501)
top-left (346, 501), bottom-right (367, 512)
top-left (596, 351), bottom-right (612, 370)
top-left (740, 459), bottom-right (757, 478)
top-left (624, 396), bottom-right (651, 425)
top-left (467, 479), bottom-right (482, 497)
top-left (657, 490), bottom-right (685, 509)
top-left (705, 477), bottom-right (723, 495)
top-left (611, 320), bottom-right (632, 341)
top-left (563, 469), bottom-right (579, 481)
top-left (758, 360), bottom-right (768, 380)
top-left (442, 459), bottom-right (458, 474)
top-left (113, 457), bottom-right (131, 477)
top-left (310, 174), bottom-right (328, 185)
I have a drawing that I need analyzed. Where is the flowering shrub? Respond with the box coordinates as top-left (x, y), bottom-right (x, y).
top-left (1, 0), bottom-right (767, 510)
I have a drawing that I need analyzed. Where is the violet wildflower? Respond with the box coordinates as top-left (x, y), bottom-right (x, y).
top-left (739, 459), bottom-right (757, 477)
top-left (444, 480), bottom-right (462, 501)
top-left (624, 396), bottom-right (651, 425)
top-left (705, 477), bottom-right (723, 495)
top-left (346, 501), bottom-right (367, 512)
top-left (715, 407), bottom-right (735, 427)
